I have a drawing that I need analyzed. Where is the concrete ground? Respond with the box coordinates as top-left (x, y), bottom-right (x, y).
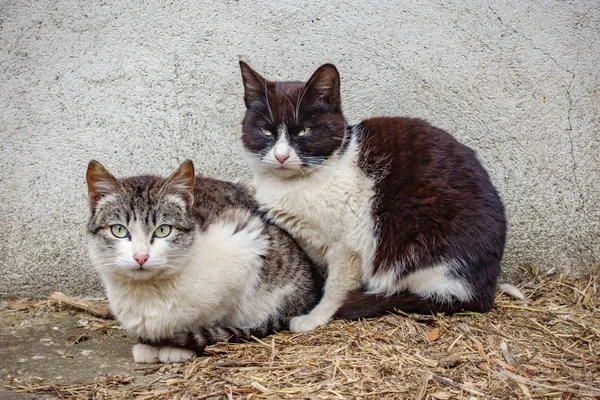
top-left (0, 301), bottom-right (156, 399)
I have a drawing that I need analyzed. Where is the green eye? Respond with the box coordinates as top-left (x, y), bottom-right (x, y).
top-left (154, 225), bottom-right (172, 238)
top-left (297, 128), bottom-right (310, 137)
top-left (260, 128), bottom-right (273, 137)
top-left (110, 224), bottom-right (129, 239)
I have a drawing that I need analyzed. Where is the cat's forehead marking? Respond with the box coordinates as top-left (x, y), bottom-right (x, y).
top-left (129, 220), bottom-right (148, 240)
top-left (277, 124), bottom-right (287, 137)
top-left (273, 130), bottom-right (292, 158)
top-left (129, 209), bottom-right (150, 232)
top-left (273, 82), bottom-right (304, 125)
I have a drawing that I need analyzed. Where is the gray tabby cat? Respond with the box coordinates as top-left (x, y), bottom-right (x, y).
top-left (86, 159), bottom-right (323, 363)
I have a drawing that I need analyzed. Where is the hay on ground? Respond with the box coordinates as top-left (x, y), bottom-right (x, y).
top-left (3, 265), bottom-right (600, 399)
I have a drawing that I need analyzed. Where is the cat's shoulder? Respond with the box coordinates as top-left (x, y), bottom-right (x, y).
top-left (355, 116), bottom-right (473, 173)
top-left (194, 175), bottom-right (255, 198)
top-left (213, 207), bottom-right (265, 237)
top-left (191, 176), bottom-right (258, 220)
top-left (357, 116), bottom-right (456, 144)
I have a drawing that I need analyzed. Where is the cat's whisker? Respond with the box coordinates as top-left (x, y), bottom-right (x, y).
top-left (293, 72), bottom-right (319, 125)
top-left (255, 111), bottom-right (272, 123)
top-left (278, 89), bottom-right (297, 124)
top-left (294, 91), bottom-right (301, 124)
top-left (262, 79), bottom-right (274, 124)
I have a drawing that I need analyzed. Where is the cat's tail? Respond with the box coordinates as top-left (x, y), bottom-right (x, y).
top-left (141, 321), bottom-right (283, 354)
top-left (334, 291), bottom-right (487, 320)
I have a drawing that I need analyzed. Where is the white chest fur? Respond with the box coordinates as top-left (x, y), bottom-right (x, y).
top-left (252, 138), bottom-right (378, 275)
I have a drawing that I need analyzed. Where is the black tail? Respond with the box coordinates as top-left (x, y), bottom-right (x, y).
top-left (335, 290), bottom-right (491, 320)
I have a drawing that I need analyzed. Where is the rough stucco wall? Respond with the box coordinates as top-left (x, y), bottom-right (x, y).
top-left (0, 1), bottom-right (598, 298)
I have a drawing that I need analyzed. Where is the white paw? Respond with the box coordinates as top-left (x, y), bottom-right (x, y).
top-left (290, 313), bottom-right (331, 333)
top-left (157, 346), bottom-right (197, 363)
top-left (132, 344), bottom-right (159, 364)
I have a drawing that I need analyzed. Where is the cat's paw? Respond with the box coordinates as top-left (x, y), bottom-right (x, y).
top-left (290, 313), bottom-right (331, 333)
top-left (132, 344), bottom-right (160, 364)
top-left (157, 346), bottom-right (197, 363)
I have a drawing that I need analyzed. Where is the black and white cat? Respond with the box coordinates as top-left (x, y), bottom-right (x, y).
top-left (86, 160), bottom-right (323, 362)
top-left (239, 62), bottom-right (507, 332)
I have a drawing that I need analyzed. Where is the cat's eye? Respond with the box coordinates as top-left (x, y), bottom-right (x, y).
top-left (260, 128), bottom-right (273, 137)
top-left (154, 225), bottom-right (172, 238)
top-left (110, 224), bottom-right (129, 239)
top-left (297, 128), bottom-right (310, 137)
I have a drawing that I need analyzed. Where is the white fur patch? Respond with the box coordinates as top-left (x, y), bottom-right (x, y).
top-left (273, 125), bottom-right (290, 158)
top-left (157, 347), bottom-right (196, 363)
top-left (261, 127), bottom-right (304, 172)
top-left (132, 344), bottom-right (196, 364)
top-left (250, 133), bottom-right (376, 268)
top-left (498, 283), bottom-right (525, 300)
top-left (290, 313), bottom-right (329, 332)
top-left (367, 262), bottom-right (473, 302)
top-left (290, 246), bottom-right (363, 332)
top-left (132, 344), bottom-right (159, 364)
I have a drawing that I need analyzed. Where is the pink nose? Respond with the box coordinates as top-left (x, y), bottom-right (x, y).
top-left (275, 154), bottom-right (289, 164)
top-left (134, 254), bottom-right (149, 266)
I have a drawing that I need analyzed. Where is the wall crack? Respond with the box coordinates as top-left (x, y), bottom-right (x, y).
top-left (488, 2), bottom-right (593, 252)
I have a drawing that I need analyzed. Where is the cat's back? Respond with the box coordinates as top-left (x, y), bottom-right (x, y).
top-left (357, 117), bottom-right (476, 178)
top-left (191, 176), bottom-right (259, 228)
top-left (355, 116), bottom-right (506, 273)
top-left (356, 116), bottom-right (501, 205)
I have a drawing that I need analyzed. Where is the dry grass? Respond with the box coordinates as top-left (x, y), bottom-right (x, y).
top-left (4, 266), bottom-right (600, 399)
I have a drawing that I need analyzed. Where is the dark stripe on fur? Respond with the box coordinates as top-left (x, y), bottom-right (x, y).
top-left (142, 319), bottom-right (287, 355)
top-left (338, 125), bottom-right (354, 157)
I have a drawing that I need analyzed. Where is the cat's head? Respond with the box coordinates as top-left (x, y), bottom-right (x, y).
top-left (86, 160), bottom-right (197, 280)
top-left (239, 61), bottom-right (346, 178)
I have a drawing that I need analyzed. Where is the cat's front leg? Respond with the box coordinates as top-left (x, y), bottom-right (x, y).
top-left (133, 333), bottom-right (203, 364)
top-left (157, 347), bottom-right (197, 363)
top-left (132, 343), bottom-right (197, 364)
top-left (132, 343), bottom-right (160, 363)
top-left (290, 248), bottom-right (362, 332)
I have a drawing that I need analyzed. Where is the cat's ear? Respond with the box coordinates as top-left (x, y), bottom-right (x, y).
top-left (159, 160), bottom-right (195, 207)
top-left (239, 61), bottom-right (270, 109)
top-left (86, 160), bottom-right (124, 211)
top-left (302, 64), bottom-right (342, 113)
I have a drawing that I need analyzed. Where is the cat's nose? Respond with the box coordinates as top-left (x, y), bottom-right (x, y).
top-left (275, 154), bottom-right (289, 164)
top-left (134, 253), bottom-right (149, 266)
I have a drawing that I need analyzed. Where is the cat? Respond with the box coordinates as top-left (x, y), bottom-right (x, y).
top-left (86, 159), bottom-right (323, 363)
top-left (238, 61), bottom-right (507, 332)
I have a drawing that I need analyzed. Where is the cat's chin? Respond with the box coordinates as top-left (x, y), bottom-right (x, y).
top-left (263, 164), bottom-right (306, 179)
top-left (119, 266), bottom-right (173, 280)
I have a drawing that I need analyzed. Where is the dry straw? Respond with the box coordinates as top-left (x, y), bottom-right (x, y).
top-left (4, 265), bottom-right (599, 399)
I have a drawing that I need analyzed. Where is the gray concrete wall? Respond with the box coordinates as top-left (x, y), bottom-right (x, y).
top-left (1, 0), bottom-right (598, 298)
